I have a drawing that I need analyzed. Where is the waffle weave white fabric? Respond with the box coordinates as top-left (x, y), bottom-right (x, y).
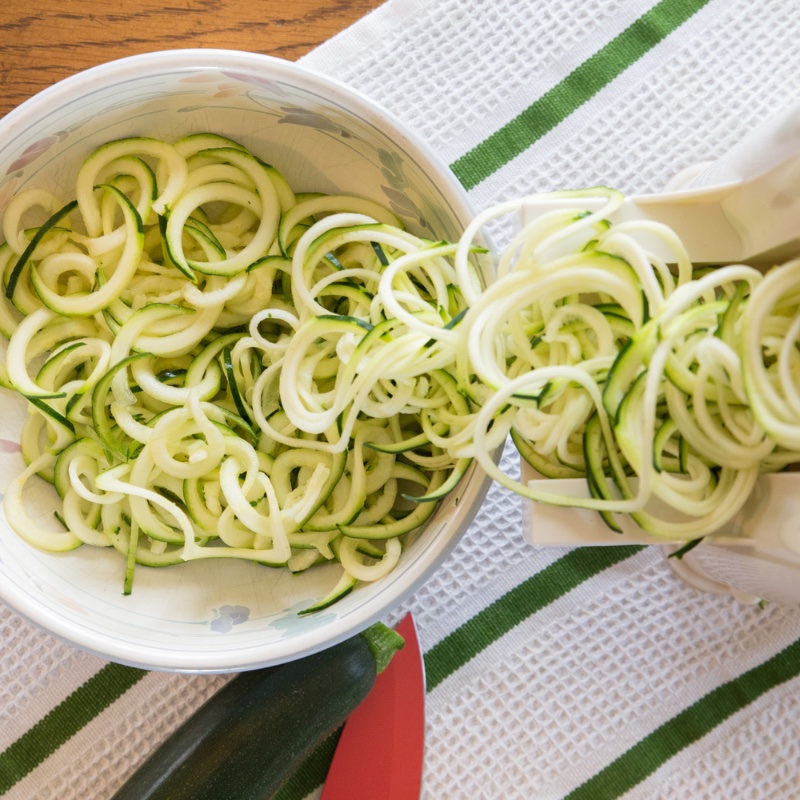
top-left (4, 1), bottom-right (800, 798)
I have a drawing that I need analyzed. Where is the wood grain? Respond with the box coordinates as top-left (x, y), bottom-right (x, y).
top-left (0, 0), bottom-right (383, 118)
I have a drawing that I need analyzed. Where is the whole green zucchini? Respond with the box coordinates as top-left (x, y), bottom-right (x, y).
top-left (111, 623), bottom-right (404, 800)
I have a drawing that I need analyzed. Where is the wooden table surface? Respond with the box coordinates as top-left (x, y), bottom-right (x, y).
top-left (0, 0), bottom-right (384, 119)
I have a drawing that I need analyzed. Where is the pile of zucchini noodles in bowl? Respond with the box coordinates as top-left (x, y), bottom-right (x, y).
top-left (3, 132), bottom-right (799, 611)
top-left (0, 133), bottom-right (478, 611)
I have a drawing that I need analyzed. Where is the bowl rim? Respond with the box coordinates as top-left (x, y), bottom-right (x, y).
top-left (1, 48), bottom-right (471, 213)
top-left (0, 49), bottom-right (490, 673)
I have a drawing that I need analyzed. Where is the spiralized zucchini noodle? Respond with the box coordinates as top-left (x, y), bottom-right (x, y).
top-left (0, 134), bottom-right (476, 612)
top-left (2, 134), bottom-right (799, 609)
top-left (457, 189), bottom-right (800, 541)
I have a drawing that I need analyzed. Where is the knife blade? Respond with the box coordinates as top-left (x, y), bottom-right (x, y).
top-left (321, 612), bottom-right (426, 800)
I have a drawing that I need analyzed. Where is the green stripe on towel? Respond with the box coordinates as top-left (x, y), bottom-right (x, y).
top-left (273, 546), bottom-right (645, 799)
top-left (425, 545), bottom-right (644, 692)
top-left (0, 663), bottom-right (146, 794)
top-left (450, 0), bottom-right (712, 190)
top-left (564, 633), bottom-right (800, 800)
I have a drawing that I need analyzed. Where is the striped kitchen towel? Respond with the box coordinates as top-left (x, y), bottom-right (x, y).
top-left (4, 0), bottom-right (800, 798)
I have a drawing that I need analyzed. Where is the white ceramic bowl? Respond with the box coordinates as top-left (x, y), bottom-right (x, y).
top-left (0, 50), bottom-right (491, 672)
